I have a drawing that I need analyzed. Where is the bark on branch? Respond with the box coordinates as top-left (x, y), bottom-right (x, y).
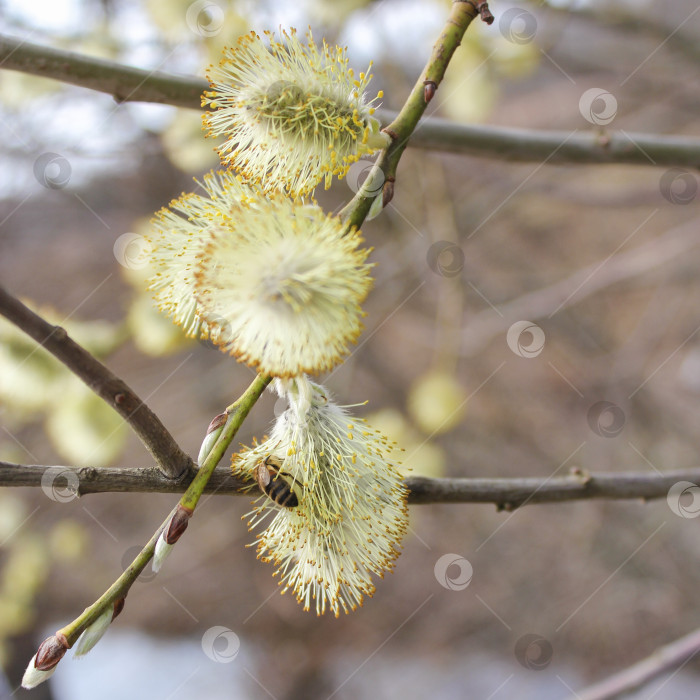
top-left (0, 287), bottom-right (193, 480)
top-left (2, 34), bottom-right (700, 168)
top-left (2, 460), bottom-right (697, 508)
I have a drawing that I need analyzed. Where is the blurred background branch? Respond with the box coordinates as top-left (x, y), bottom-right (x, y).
top-left (570, 626), bottom-right (700, 700)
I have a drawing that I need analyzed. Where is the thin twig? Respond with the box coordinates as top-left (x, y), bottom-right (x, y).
top-left (460, 216), bottom-right (700, 357)
top-left (569, 626), bottom-right (700, 700)
top-left (54, 373), bottom-right (271, 646)
top-left (0, 286), bottom-right (193, 480)
top-left (2, 33), bottom-right (700, 168)
top-left (3, 460), bottom-right (697, 508)
top-left (340, 0), bottom-right (483, 228)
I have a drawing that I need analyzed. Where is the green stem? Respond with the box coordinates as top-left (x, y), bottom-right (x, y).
top-left (180, 374), bottom-right (271, 512)
top-left (57, 509), bottom-right (172, 644)
top-left (57, 373), bottom-right (271, 646)
top-left (339, 0), bottom-right (480, 229)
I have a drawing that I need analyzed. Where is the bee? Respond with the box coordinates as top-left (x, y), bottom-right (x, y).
top-left (255, 455), bottom-right (299, 508)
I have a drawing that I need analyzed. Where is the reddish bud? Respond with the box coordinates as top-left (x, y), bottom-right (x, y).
top-left (112, 597), bottom-right (126, 620)
top-left (382, 178), bottom-right (396, 208)
top-left (164, 504), bottom-right (193, 545)
top-left (423, 80), bottom-right (437, 104)
top-left (35, 633), bottom-right (69, 671)
top-left (206, 412), bottom-right (227, 436)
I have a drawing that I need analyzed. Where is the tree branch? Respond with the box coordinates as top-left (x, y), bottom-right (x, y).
top-left (2, 33), bottom-right (700, 168)
top-left (570, 626), bottom-right (700, 700)
top-left (0, 286), bottom-right (193, 480)
top-left (3, 460), bottom-right (697, 508)
top-left (461, 216), bottom-right (700, 356)
top-left (0, 33), bottom-right (205, 108)
top-left (55, 373), bottom-right (270, 647)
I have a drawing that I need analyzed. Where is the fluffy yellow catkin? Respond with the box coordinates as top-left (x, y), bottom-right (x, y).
top-left (202, 28), bottom-right (389, 198)
top-left (233, 377), bottom-right (409, 616)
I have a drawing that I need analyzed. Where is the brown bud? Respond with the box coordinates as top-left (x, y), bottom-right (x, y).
top-left (112, 597), bottom-right (126, 621)
top-left (423, 80), bottom-right (437, 104)
top-left (206, 412), bottom-right (227, 435)
top-left (382, 178), bottom-right (396, 208)
top-left (164, 504), bottom-right (193, 545)
top-left (35, 634), bottom-right (69, 671)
